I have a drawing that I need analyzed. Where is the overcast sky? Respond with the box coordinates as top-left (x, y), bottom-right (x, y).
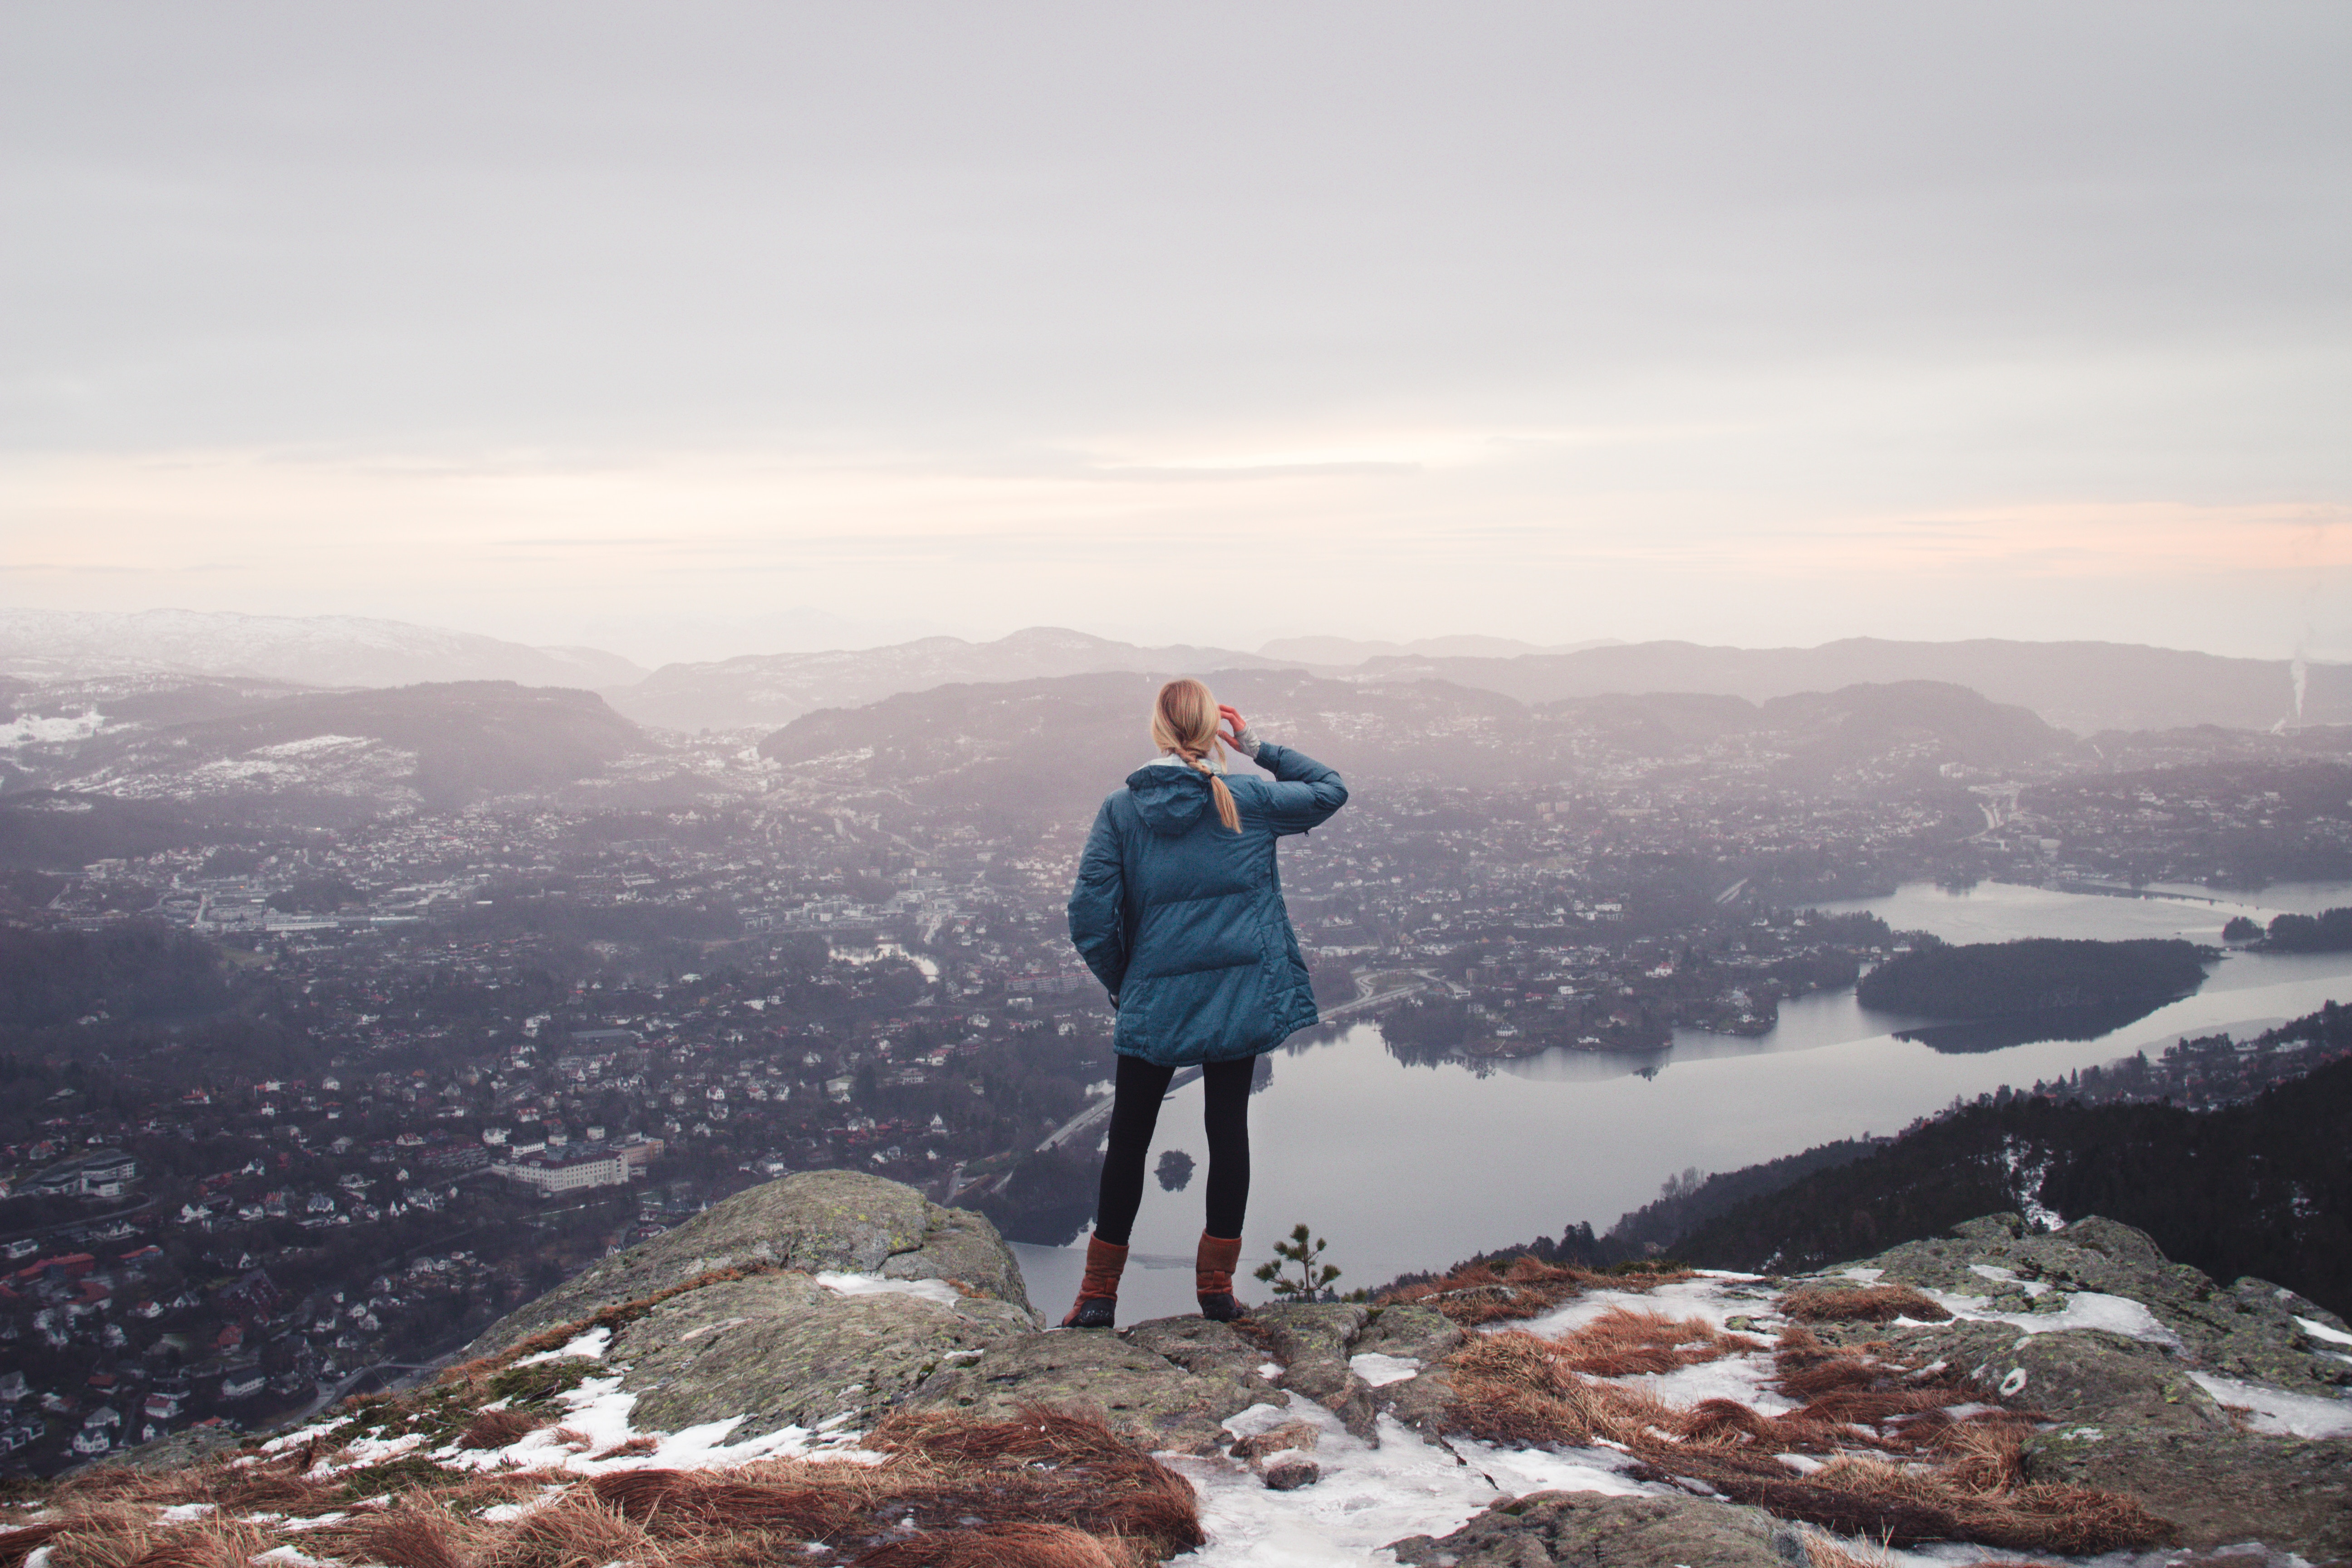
top-left (4, 3), bottom-right (2346, 663)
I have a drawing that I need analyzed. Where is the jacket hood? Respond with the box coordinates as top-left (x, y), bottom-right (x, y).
top-left (1124, 763), bottom-right (1212, 837)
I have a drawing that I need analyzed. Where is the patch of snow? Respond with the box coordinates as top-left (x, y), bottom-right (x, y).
top-left (815, 1272), bottom-right (962, 1309)
top-left (1168, 1396), bottom-right (1653, 1567)
top-left (1348, 1353), bottom-right (1421, 1388)
top-left (1922, 1289), bottom-right (2182, 1348)
top-left (1690, 1269), bottom-right (1766, 1281)
top-left (1968, 1264), bottom-right (2015, 1284)
top-left (1518, 1280), bottom-right (1771, 1340)
top-left (257, 734), bottom-right (377, 758)
top-left (2186, 1372), bottom-right (2352, 1438)
top-left (0, 711), bottom-right (104, 748)
top-left (511, 1326), bottom-right (611, 1366)
top-left (254, 1549), bottom-right (332, 1568)
top-left (1614, 1350), bottom-right (1798, 1418)
top-left (445, 1373), bottom-right (882, 1477)
top-left (1840, 1267), bottom-right (1885, 1283)
top-left (1258, 1362), bottom-right (1281, 1380)
top-left (305, 1430), bottom-right (425, 1478)
top-left (2296, 1315), bottom-right (2352, 1348)
top-left (155, 1504), bottom-right (216, 1523)
top-left (21, 1548), bottom-right (49, 1568)
top-left (478, 1487), bottom-right (568, 1523)
top-left (274, 1514), bottom-right (349, 1533)
top-left (256, 1416), bottom-right (352, 1454)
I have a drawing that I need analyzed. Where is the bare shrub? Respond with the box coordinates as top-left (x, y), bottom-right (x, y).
top-left (1781, 1285), bottom-right (1952, 1324)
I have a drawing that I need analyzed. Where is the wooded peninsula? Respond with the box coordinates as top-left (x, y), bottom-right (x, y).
top-left (1856, 936), bottom-right (2210, 1018)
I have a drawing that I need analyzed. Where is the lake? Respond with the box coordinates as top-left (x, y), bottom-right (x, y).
top-left (1013, 878), bottom-right (2352, 1321)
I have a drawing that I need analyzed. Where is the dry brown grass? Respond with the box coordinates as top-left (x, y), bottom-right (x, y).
top-left (589, 1436), bottom-right (661, 1461)
top-left (1549, 1305), bottom-right (1765, 1377)
top-left (1799, 1531), bottom-right (1897, 1568)
top-left (1377, 1256), bottom-right (1701, 1326)
top-left (5, 1405), bottom-right (1202, 1568)
top-left (1441, 1318), bottom-right (2169, 1554)
top-left (1781, 1284), bottom-right (1953, 1324)
top-left (853, 1522), bottom-right (1129, 1567)
top-left (460, 1407), bottom-right (550, 1450)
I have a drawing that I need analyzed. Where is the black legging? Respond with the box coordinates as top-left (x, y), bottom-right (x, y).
top-left (1092, 1054), bottom-right (1253, 1247)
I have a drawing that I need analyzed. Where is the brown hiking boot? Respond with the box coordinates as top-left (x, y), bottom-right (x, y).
top-left (1061, 1235), bottom-right (1127, 1328)
top-left (1196, 1232), bottom-right (1247, 1322)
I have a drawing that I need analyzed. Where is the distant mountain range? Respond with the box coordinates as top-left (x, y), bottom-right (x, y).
top-left (1259, 634), bottom-right (1622, 664)
top-left (5, 609), bottom-right (2343, 737)
top-left (0, 608), bottom-right (646, 690)
top-left (606, 627), bottom-right (1294, 731)
top-left (1357, 638), bottom-right (2345, 735)
top-left (755, 669), bottom-right (2074, 830)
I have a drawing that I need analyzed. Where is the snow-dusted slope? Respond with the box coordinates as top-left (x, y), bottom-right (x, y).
top-left (0, 608), bottom-right (643, 689)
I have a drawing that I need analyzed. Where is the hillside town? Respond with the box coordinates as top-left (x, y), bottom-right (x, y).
top-left (0, 671), bottom-right (2347, 1474)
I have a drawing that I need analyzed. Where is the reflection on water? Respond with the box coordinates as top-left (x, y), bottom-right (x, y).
top-left (1093, 881), bottom-right (2352, 1291)
top-left (1892, 998), bottom-right (2181, 1054)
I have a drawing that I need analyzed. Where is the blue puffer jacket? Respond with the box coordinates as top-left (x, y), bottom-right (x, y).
top-left (1067, 742), bottom-right (1348, 1066)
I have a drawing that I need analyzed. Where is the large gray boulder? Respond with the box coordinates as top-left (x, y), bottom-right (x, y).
top-left (1876, 1319), bottom-right (2231, 1431)
top-left (1817, 1213), bottom-right (2352, 1392)
top-left (611, 1269), bottom-right (1029, 1439)
top-left (465, 1170), bottom-right (1033, 1358)
top-left (1389, 1491), bottom-right (1808, 1568)
top-left (898, 1321), bottom-right (1273, 1454)
top-left (1251, 1303), bottom-right (1379, 1439)
top-left (2022, 1427), bottom-right (2352, 1564)
top-left (1806, 1213), bottom-right (2352, 1565)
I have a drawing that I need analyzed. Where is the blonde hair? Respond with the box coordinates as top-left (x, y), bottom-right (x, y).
top-left (1151, 678), bottom-right (1241, 833)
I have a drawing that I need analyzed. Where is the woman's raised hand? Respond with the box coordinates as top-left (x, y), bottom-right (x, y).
top-left (1217, 704), bottom-right (1248, 749)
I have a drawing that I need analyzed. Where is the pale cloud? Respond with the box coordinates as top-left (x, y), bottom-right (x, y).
top-left (2, 4), bottom-right (2346, 663)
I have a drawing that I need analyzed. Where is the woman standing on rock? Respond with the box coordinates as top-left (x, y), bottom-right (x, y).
top-left (1062, 678), bottom-right (1348, 1327)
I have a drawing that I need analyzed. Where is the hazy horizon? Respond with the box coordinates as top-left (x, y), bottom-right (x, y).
top-left (6, 5), bottom-right (2347, 662)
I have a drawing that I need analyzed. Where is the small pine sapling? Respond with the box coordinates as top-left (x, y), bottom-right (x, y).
top-left (1254, 1222), bottom-right (1342, 1302)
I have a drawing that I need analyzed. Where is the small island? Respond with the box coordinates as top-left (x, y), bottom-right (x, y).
top-left (2259, 906), bottom-right (2352, 953)
top-left (1857, 936), bottom-right (2210, 1018)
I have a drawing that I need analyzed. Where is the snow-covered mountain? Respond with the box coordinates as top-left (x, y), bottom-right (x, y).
top-left (0, 608), bottom-right (645, 690)
top-left (608, 625), bottom-right (1295, 731)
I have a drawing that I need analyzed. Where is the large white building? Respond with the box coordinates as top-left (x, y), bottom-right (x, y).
top-left (493, 1137), bottom-right (661, 1195)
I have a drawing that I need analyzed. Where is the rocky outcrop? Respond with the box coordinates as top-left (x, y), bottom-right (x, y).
top-left (1835, 1212), bottom-right (2351, 1391)
top-left (465, 1169), bottom-right (1032, 1359)
top-left (611, 1270), bottom-right (1025, 1439)
top-left (897, 1325), bottom-right (1271, 1455)
top-left (2023, 1427), bottom-right (2352, 1565)
top-left (1390, 1492), bottom-right (1808, 1568)
top-left (460, 1171), bottom-right (1035, 1438)
top-left (1789, 1212), bottom-right (2352, 1564)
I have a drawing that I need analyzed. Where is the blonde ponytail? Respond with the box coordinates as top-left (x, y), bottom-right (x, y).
top-left (1150, 679), bottom-right (1242, 833)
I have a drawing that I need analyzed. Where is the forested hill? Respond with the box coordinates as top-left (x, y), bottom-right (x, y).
top-left (1855, 936), bottom-right (2209, 1016)
top-left (1674, 1013), bottom-right (2352, 1317)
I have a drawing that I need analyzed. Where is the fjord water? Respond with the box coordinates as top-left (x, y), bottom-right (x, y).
top-left (1017, 880), bottom-right (2352, 1319)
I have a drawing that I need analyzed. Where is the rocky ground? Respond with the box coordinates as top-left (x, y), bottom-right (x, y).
top-left (9, 1171), bottom-right (2348, 1568)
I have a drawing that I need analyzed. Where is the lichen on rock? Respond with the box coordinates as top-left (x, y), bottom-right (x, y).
top-left (464, 1168), bottom-right (1035, 1360)
top-left (1390, 1490), bottom-right (1808, 1568)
